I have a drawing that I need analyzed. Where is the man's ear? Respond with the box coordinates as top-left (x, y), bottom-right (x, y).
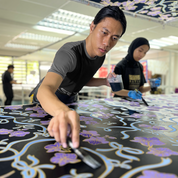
top-left (90, 21), bottom-right (95, 33)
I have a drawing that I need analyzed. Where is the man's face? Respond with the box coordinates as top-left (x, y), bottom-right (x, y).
top-left (9, 68), bottom-right (14, 73)
top-left (89, 17), bottom-right (123, 57)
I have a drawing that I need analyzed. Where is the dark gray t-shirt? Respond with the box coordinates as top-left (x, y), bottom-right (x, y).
top-left (48, 40), bottom-right (105, 96)
top-left (48, 41), bottom-right (80, 79)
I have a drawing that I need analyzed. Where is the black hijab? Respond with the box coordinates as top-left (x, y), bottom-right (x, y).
top-left (125, 37), bottom-right (150, 67)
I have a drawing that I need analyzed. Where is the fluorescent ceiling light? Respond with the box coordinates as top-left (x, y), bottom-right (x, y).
top-left (149, 41), bottom-right (166, 47)
top-left (35, 8), bottom-right (93, 34)
top-left (149, 44), bottom-right (160, 49)
top-left (18, 33), bottom-right (61, 42)
top-left (149, 36), bottom-right (178, 49)
top-left (5, 43), bottom-right (39, 50)
top-left (160, 37), bottom-right (178, 44)
top-left (152, 39), bottom-right (172, 46)
top-left (33, 26), bottom-right (75, 35)
top-left (0, 57), bottom-right (12, 60)
top-left (169, 36), bottom-right (178, 40)
top-left (112, 35), bottom-right (178, 51)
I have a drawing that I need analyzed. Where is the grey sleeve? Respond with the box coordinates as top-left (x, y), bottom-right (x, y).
top-left (48, 48), bottom-right (77, 79)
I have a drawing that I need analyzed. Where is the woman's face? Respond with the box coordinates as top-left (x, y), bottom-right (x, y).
top-left (133, 44), bottom-right (149, 62)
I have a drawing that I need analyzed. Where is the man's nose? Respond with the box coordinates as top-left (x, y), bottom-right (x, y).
top-left (103, 36), bottom-right (110, 47)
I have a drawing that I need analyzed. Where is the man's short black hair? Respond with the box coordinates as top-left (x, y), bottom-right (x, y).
top-left (8, 64), bottom-right (14, 69)
top-left (93, 5), bottom-right (127, 37)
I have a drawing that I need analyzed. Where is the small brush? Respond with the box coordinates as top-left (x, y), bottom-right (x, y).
top-left (141, 97), bottom-right (149, 106)
top-left (135, 89), bottom-right (149, 106)
top-left (67, 137), bottom-right (101, 169)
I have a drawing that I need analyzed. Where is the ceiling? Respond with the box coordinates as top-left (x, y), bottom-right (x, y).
top-left (0, 0), bottom-right (178, 64)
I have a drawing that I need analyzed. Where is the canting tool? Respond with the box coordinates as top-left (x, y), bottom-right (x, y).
top-left (67, 137), bottom-right (101, 169)
top-left (135, 89), bottom-right (149, 106)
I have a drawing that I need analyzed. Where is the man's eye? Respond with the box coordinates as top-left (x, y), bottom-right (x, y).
top-left (113, 37), bottom-right (118, 41)
top-left (102, 31), bottom-right (107, 34)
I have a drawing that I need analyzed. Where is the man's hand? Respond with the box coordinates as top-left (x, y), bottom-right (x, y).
top-left (106, 73), bottom-right (117, 87)
top-left (128, 90), bottom-right (142, 99)
top-left (47, 110), bottom-right (80, 148)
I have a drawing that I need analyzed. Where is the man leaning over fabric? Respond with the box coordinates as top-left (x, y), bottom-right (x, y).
top-left (29, 5), bottom-right (127, 148)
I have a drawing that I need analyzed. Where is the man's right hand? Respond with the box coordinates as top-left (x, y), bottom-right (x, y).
top-left (47, 110), bottom-right (80, 148)
top-left (128, 90), bottom-right (142, 99)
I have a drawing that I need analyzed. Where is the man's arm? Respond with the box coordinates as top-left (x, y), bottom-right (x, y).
top-left (37, 72), bottom-right (80, 148)
top-left (86, 77), bottom-right (130, 96)
top-left (86, 72), bottom-right (118, 87)
top-left (10, 80), bottom-right (22, 84)
top-left (85, 77), bottom-right (107, 86)
top-left (37, 72), bottom-right (67, 116)
top-left (10, 80), bottom-right (17, 84)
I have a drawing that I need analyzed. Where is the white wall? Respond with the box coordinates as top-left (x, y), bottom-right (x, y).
top-left (173, 53), bottom-right (178, 88)
top-left (145, 50), bottom-right (178, 94)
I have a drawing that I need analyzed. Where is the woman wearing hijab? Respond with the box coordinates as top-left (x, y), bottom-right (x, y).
top-left (113, 37), bottom-right (155, 99)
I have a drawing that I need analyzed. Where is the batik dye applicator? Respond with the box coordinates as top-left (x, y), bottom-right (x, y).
top-left (67, 137), bottom-right (101, 169)
top-left (135, 89), bottom-right (149, 106)
top-left (66, 125), bottom-right (101, 169)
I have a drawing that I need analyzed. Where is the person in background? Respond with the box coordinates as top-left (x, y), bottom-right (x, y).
top-left (113, 37), bottom-right (161, 99)
top-left (29, 5), bottom-right (127, 148)
top-left (2, 65), bottom-right (21, 105)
